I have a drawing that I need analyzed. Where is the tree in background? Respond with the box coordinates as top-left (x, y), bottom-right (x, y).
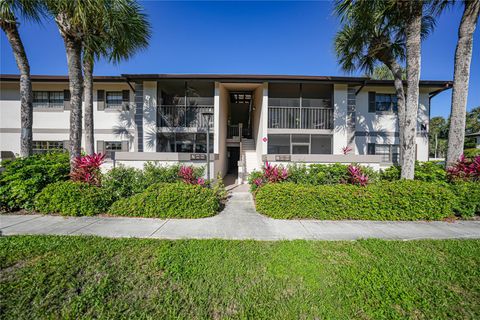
top-left (429, 116), bottom-right (448, 158)
top-left (83, 0), bottom-right (150, 154)
top-left (0, 0), bottom-right (43, 157)
top-left (446, 0), bottom-right (480, 165)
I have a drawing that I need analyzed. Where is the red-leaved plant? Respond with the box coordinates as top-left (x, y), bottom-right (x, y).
top-left (70, 153), bottom-right (105, 186)
top-left (347, 164), bottom-right (369, 186)
top-left (447, 154), bottom-right (480, 182)
top-left (178, 166), bottom-right (205, 186)
top-left (254, 161), bottom-right (288, 188)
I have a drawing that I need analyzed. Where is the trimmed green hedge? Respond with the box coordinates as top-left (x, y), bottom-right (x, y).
top-left (380, 161), bottom-right (447, 182)
top-left (450, 182), bottom-right (480, 217)
top-left (0, 153), bottom-right (70, 211)
top-left (255, 181), bottom-right (457, 220)
top-left (34, 181), bottom-right (113, 216)
top-left (108, 183), bottom-right (219, 218)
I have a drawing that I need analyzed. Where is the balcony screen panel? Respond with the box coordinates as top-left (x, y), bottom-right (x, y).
top-left (157, 133), bottom-right (175, 152)
top-left (175, 133), bottom-right (194, 153)
top-left (302, 84), bottom-right (332, 108)
top-left (292, 145), bottom-right (309, 154)
top-left (311, 135), bottom-right (332, 154)
top-left (291, 134), bottom-right (309, 143)
top-left (159, 80), bottom-right (185, 105)
top-left (187, 81), bottom-right (214, 106)
top-left (194, 133), bottom-right (214, 153)
top-left (268, 134), bottom-right (290, 154)
top-left (268, 83), bottom-right (300, 107)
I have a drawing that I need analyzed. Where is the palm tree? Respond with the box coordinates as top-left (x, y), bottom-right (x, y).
top-left (368, 64), bottom-right (406, 80)
top-left (83, 0), bottom-right (150, 154)
top-left (334, 0), bottom-right (434, 179)
top-left (0, 0), bottom-right (43, 157)
top-left (446, 0), bottom-right (480, 166)
top-left (43, 0), bottom-right (102, 167)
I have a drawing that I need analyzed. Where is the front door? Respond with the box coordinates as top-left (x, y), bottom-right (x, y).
top-left (227, 147), bottom-right (240, 174)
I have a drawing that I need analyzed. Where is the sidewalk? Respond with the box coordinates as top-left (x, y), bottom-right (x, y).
top-left (1, 187), bottom-right (480, 241)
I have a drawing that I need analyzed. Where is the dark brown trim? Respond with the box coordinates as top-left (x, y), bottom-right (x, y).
top-left (0, 73), bottom-right (452, 88)
top-left (0, 74), bottom-right (125, 83)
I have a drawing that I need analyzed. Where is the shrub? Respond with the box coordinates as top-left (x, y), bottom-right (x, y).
top-left (449, 182), bottom-right (480, 218)
top-left (108, 183), bottom-right (219, 218)
top-left (0, 153), bottom-right (70, 211)
top-left (142, 162), bottom-right (204, 185)
top-left (447, 155), bottom-right (480, 182)
top-left (102, 165), bottom-right (146, 200)
top-left (464, 148), bottom-right (480, 159)
top-left (286, 163), bottom-right (379, 185)
top-left (255, 181), bottom-right (456, 220)
top-left (70, 153), bottom-right (105, 185)
top-left (248, 170), bottom-right (264, 192)
top-left (347, 165), bottom-right (369, 186)
top-left (247, 162), bottom-right (288, 190)
top-left (35, 181), bottom-right (112, 216)
top-left (178, 165), bottom-right (205, 185)
top-left (380, 161), bottom-right (447, 182)
top-left (212, 173), bottom-right (228, 201)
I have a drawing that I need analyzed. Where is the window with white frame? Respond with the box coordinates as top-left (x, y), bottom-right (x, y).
top-left (33, 91), bottom-right (64, 108)
top-left (32, 141), bottom-right (64, 154)
top-left (106, 91), bottom-right (123, 109)
top-left (367, 143), bottom-right (399, 163)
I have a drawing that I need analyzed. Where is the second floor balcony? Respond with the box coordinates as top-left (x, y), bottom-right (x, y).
top-left (268, 105), bottom-right (333, 130)
top-left (157, 105), bottom-right (213, 128)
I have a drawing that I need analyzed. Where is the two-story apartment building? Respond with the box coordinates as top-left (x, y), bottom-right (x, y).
top-left (0, 74), bottom-right (451, 181)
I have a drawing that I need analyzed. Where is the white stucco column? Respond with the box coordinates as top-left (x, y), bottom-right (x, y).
top-left (214, 82), bottom-right (220, 154)
top-left (260, 82), bottom-right (269, 157)
top-left (143, 81), bottom-right (157, 152)
top-left (333, 84), bottom-right (348, 154)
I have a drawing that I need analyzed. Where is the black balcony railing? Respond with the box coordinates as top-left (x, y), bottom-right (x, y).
top-left (158, 105), bottom-right (213, 128)
top-left (268, 106), bottom-right (333, 129)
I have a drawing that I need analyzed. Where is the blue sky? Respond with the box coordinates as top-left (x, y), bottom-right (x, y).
top-left (1, 1), bottom-right (478, 118)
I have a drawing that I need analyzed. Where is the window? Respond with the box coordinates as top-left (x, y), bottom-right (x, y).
top-left (32, 141), bottom-right (64, 154)
top-left (268, 134), bottom-right (332, 155)
top-left (106, 91), bottom-right (123, 109)
top-left (156, 133), bottom-right (213, 153)
top-left (375, 94), bottom-right (398, 112)
top-left (33, 91), bottom-right (64, 108)
top-left (368, 143), bottom-right (399, 163)
top-left (104, 141), bottom-right (123, 158)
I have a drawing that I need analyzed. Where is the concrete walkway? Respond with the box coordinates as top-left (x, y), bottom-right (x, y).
top-left (1, 186), bottom-right (480, 241)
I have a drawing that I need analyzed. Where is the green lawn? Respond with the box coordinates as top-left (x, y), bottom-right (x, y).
top-left (1, 236), bottom-right (479, 319)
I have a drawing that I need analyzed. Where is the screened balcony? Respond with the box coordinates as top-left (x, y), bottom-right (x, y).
top-left (268, 83), bottom-right (333, 130)
top-left (157, 80), bottom-right (214, 129)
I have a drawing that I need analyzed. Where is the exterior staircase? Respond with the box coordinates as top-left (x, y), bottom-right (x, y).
top-left (238, 138), bottom-right (258, 183)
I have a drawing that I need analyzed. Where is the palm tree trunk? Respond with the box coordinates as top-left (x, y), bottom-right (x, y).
top-left (83, 56), bottom-right (94, 155)
top-left (1, 23), bottom-right (33, 157)
top-left (384, 60), bottom-right (406, 166)
top-left (402, 3), bottom-right (422, 180)
top-left (64, 37), bottom-right (84, 168)
top-left (446, 0), bottom-right (480, 166)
